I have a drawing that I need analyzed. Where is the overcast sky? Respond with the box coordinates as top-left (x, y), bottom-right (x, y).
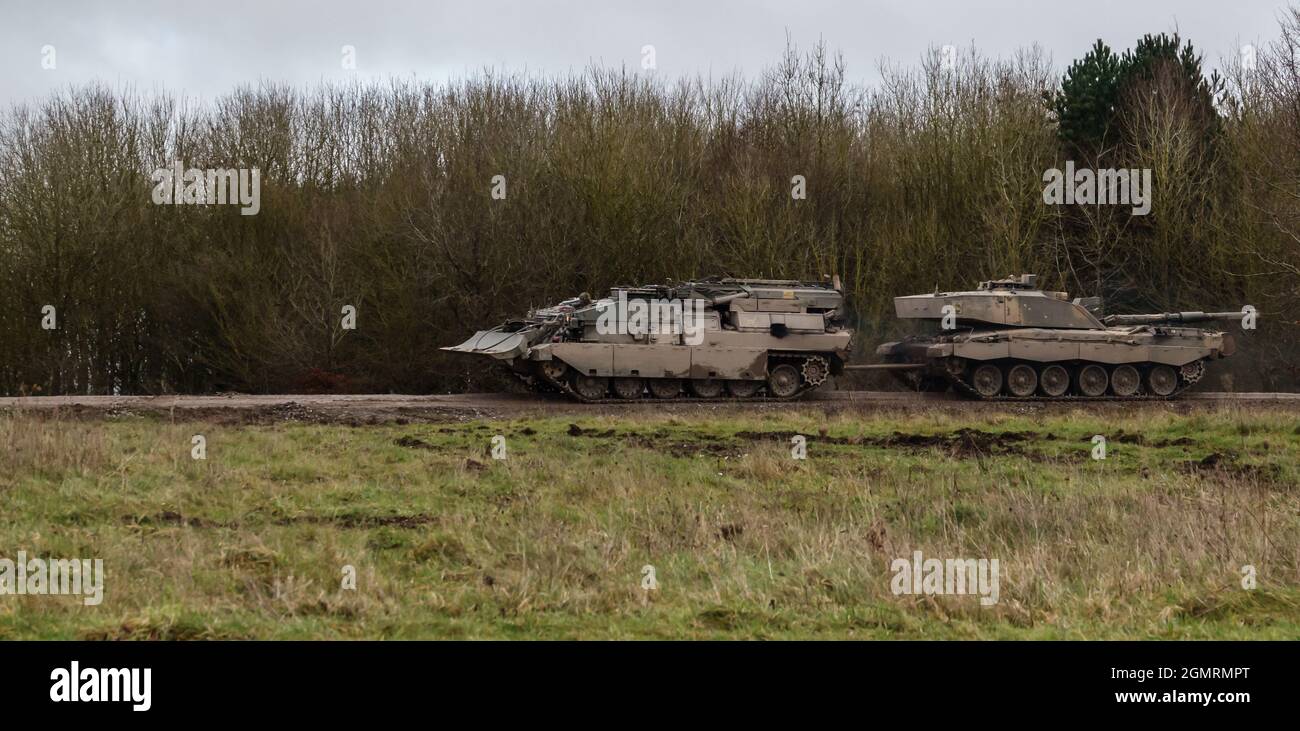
top-left (1, 0), bottom-right (1293, 106)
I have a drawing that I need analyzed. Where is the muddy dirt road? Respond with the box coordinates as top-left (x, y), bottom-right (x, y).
top-left (2, 391), bottom-right (1296, 424)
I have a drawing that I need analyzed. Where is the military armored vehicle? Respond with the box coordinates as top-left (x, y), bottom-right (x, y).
top-left (443, 277), bottom-right (853, 401)
top-left (873, 275), bottom-right (1244, 400)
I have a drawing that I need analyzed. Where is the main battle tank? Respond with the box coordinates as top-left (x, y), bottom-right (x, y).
top-left (443, 277), bottom-right (853, 401)
top-left (874, 274), bottom-right (1245, 399)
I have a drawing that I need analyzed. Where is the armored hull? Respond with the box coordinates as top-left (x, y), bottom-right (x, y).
top-left (875, 275), bottom-right (1242, 400)
top-left (443, 277), bottom-right (853, 401)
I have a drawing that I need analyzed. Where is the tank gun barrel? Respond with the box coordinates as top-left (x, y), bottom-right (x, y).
top-left (1102, 311), bottom-right (1246, 326)
top-left (710, 290), bottom-right (752, 305)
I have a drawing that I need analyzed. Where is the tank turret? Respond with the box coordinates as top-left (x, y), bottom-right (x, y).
top-left (892, 274), bottom-right (1104, 330)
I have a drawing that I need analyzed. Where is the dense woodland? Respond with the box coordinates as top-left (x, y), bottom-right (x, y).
top-left (3, 19), bottom-right (1300, 395)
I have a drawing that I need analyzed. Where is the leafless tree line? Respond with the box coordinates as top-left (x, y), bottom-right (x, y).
top-left (1, 31), bottom-right (1297, 395)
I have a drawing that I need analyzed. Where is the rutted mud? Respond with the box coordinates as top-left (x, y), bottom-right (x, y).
top-left (386, 421), bottom-right (1226, 463)
top-left (6, 399), bottom-right (498, 426)
top-left (395, 435), bottom-right (436, 449)
top-left (552, 425), bottom-right (1286, 474)
top-left (383, 422), bottom-right (1287, 473)
top-left (1178, 452), bottom-right (1287, 483)
top-left (733, 427), bottom-right (1041, 458)
top-left (126, 511), bottom-right (439, 529)
top-left (560, 424), bottom-right (741, 457)
top-left (538, 424), bottom-right (1059, 459)
top-left (1105, 429), bottom-right (1198, 447)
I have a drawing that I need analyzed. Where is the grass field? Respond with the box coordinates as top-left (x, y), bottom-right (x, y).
top-left (1, 404), bottom-right (1297, 639)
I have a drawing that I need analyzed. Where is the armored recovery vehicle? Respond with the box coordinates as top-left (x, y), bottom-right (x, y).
top-left (443, 277), bottom-right (853, 401)
top-left (873, 275), bottom-right (1245, 400)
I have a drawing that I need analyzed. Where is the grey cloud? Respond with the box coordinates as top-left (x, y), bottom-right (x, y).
top-left (0, 0), bottom-right (1287, 106)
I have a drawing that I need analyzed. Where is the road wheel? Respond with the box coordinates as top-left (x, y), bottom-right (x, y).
top-left (1005, 363), bottom-right (1038, 397)
top-left (726, 380), bottom-right (761, 398)
top-left (1039, 365), bottom-right (1070, 397)
top-left (1110, 364), bottom-right (1140, 397)
top-left (612, 378), bottom-right (644, 399)
top-left (648, 379), bottom-right (681, 399)
top-left (970, 363), bottom-right (1002, 397)
top-left (1147, 364), bottom-right (1178, 396)
top-left (571, 373), bottom-right (609, 400)
top-left (1076, 364), bottom-right (1108, 397)
top-left (689, 379), bottom-right (724, 399)
top-left (766, 364), bottom-right (802, 398)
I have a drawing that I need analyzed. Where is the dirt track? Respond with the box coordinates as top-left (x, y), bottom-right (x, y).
top-left (1, 390), bottom-right (1297, 424)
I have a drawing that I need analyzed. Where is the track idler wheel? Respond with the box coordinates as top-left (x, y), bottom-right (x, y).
top-left (539, 360), bottom-right (567, 385)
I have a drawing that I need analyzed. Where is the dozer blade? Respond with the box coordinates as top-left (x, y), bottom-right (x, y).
top-left (440, 329), bottom-right (531, 360)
